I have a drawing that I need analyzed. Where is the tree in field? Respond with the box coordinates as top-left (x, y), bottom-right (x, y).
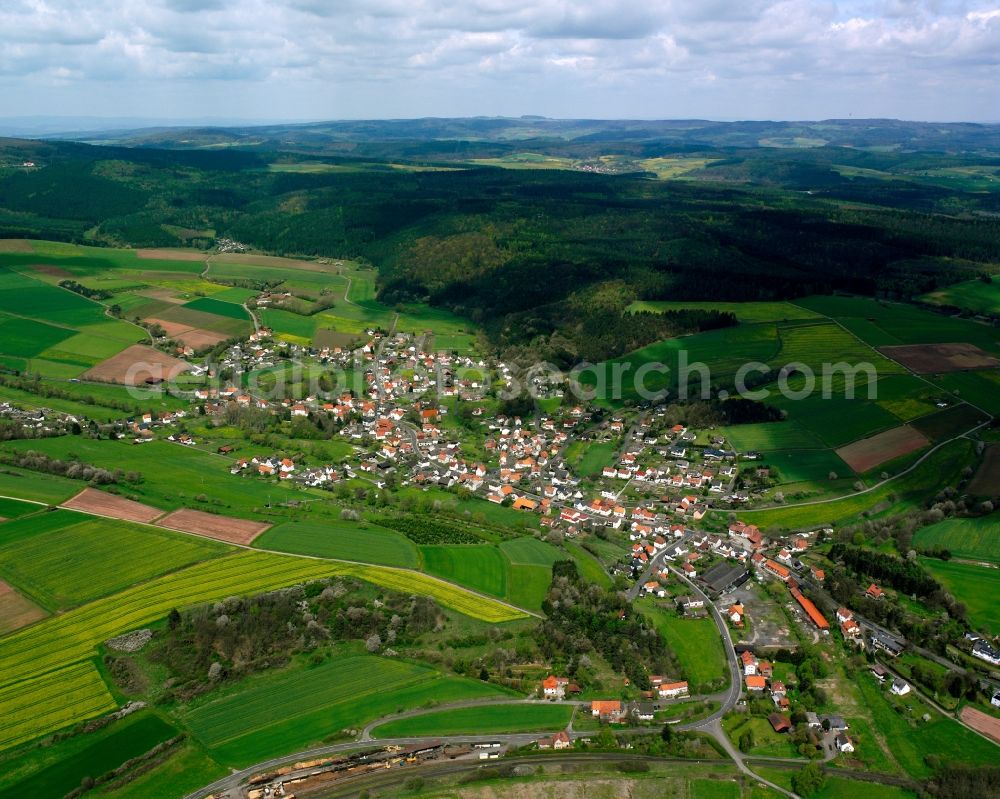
top-left (791, 762), bottom-right (826, 797)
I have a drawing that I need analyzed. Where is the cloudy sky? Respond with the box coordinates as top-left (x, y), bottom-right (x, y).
top-left (1, 0), bottom-right (998, 123)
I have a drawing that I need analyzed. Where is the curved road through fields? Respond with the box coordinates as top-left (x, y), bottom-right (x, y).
top-left (184, 558), bottom-right (805, 799)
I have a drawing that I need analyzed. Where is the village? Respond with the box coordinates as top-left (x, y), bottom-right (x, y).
top-left (5, 315), bottom-right (999, 791)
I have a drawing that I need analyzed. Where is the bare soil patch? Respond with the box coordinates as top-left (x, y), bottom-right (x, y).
top-left (138, 288), bottom-right (187, 304)
top-left (0, 579), bottom-right (47, 634)
top-left (144, 318), bottom-right (193, 338)
top-left (969, 444), bottom-right (1000, 497)
top-left (62, 487), bottom-right (164, 523)
top-left (835, 425), bottom-right (930, 472)
top-left (157, 508), bottom-right (270, 545)
top-left (81, 344), bottom-right (190, 385)
top-left (31, 263), bottom-right (74, 279)
top-left (175, 328), bottom-right (229, 348)
top-left (143, 318), bottom-right (228, 349)
top-left (960, 706), bottom-right (1000, 744)
top-left (313, 328), bottom-right (361, 349)
top-left (0, 239), bottom-right (32, 253)
top-left (879, 343), bottom-right (1000, 373)
top-left (136, 248), bottom-right (207, 262)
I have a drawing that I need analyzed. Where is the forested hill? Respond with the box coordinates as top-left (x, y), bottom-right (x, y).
top-left (1, 127), bottom-right (999, 363)
top-left (76, 117), bottom-right (1000, 156)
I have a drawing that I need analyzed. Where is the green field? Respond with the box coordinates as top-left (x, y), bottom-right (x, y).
top-left (371, 702), bottom-right (572, 738)
top-left (798, 295), bottom-right (1000, 354)
top-left (1, 713), bottom-right (177, 797)
top-left (637, 600), bottom-right (728, 692)
top-left (0, 437), bottom-right (304, 516)
top-left (0, 661), bottom-right (117, 750)
top-left (770, 387), bottom-right (902, 448)
top-left (255, 518), bottom-right (420, 568)
top-left (0, 467), bottom-right (80, 504)
top-left (91, 741), bottom-right (225, 799)
top-left (182, 296), bottom-right (250, 319)
top-left (184, 653), bottom-right (511, 765)
top-left (759, 450), bottom-right (854, 483)
top-left (0, 511), bottom-right (227, 610)
top-left (920, 558), bottom-right (1000, 634)
top-left (913, 513), bottom-right (1000, 563)
top-left (499, 537), bottom-right (562, 566)
top-left (722, 716), bottom-right (799, 759)
top-left (0, 548), bottom-right (521, 753)
top-left (921, 279), bottom-right (1000, 315)
top-left (505, 563), bottom-right (555, 612)
top-left (690, 779), bottom-right (742, 799)
top-left (563, 541), bottom-right (613, 588)
top-left (735, 439), bottom-right (975, 531)
top-left (0, 497), bottom-right (42, 518)
top-left (0, 259), bottom-right (152, 376)
top-left (910, 403), bottom-right (988, 440)
top-left (421, 545), bottom-right (508, 598)
top-left (0, 315), bottom-right (74, 356)
top-left (585, 322), bottom-right (781, 404)
top-left (628, 300), bottom-right (821, 323)
top-left (721, 422), bottom-right (824, 451)
top-left (572, 441), bottom-right (618, 476)
top-left (931, 370), bottom-right (1000, 416)
top-left (331, 561), bottom-right (527, 622)
top-left (770, 321), bottom-right (905, 376)
top-left (856, 674), bottom-right (998, 778)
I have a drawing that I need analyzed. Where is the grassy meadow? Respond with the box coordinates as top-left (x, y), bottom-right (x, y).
top-left (920, 558), bottom-right (1000, 634)
top-left (370, 702), bottom-right (572, 738)
top-left (185, 652), bottom-right (513, 765)
top-left (913, 513), bottom-right (1000, 563)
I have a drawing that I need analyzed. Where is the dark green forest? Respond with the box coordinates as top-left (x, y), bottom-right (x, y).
top-left (2, 119), bottom-right (999, 362)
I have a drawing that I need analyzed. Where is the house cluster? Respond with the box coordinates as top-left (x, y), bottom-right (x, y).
top-left (540, 675), bottom-right (581, 699)
top-left (836, 607), bottom-right (862, 639)
top-left (0, 401), bottom-right (79, 435)
top-left (740, 650), bottom-right (789, 710)
top-left (129, 409), bottom-right (187, 442)
top-left (229, 453), bottom-right (341, 487)
top-left (869, 665), bottom-right (911, 697)
top-left (606, 415), bottom-right (745, 502)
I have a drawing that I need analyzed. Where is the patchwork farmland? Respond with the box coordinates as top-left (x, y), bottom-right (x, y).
top-left (0, 214), bottom-right (996, 794)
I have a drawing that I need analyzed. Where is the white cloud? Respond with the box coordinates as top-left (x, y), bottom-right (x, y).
top-left (0, 0), bottom-right (996, 119)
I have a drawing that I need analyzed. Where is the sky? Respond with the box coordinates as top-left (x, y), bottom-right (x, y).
top-left (1, 0), bottom-right (999, 123)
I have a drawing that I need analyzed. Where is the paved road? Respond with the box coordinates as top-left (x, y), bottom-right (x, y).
top-left (665, 564), bottom-right (743, 727)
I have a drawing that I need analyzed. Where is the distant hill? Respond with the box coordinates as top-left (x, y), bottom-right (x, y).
top-left (71, 117), bottom-right (1000, 157)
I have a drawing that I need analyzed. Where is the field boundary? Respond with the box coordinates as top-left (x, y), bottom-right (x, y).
top-left (2, 487), bottom-right (538, 619)
top-left (729, 420), bottom-right (990, 522)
